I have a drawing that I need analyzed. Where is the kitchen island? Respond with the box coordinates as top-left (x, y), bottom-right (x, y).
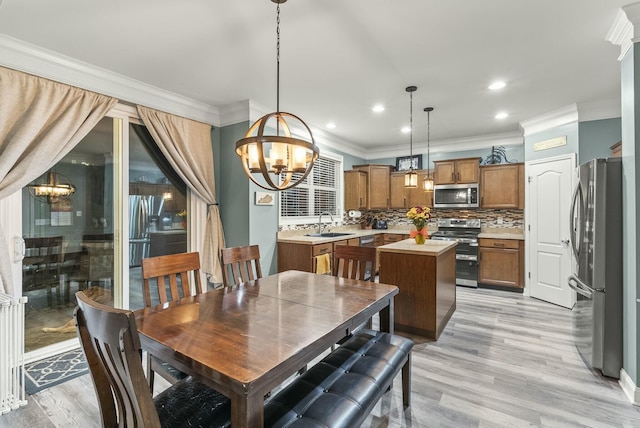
top-left (378, 239), bottom-right (457, 340)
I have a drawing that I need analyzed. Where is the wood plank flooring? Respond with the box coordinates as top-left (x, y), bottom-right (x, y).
top-left (2, 287), bottom-right (640, 427)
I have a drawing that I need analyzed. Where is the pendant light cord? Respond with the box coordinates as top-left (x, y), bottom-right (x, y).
top-left (276, 3), bottom-right (281, 114)
top-left (427, 109), bottom-right (430, 175)
top-left (409, 91), bottom-right (413, 162)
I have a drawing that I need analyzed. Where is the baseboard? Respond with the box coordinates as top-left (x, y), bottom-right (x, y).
top-left (619, 368), bottom-right (640, 406)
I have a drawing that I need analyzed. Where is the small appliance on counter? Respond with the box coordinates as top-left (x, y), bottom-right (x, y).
top-left (373, 219), bottom-right (388, 229)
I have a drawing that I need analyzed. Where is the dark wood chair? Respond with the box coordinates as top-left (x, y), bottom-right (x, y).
top-left (74, 290), bottom-right (230, 428)
top-left (333, 245), bottom-right (378, 331)
top-left (141, 251), bottom-right (203, 390)
top-left (220, 245), bottom-right (262, 287)
top-left (333, 245), bottom-right (377, 282)
top-left (23, 236), bottom-right (63, 306)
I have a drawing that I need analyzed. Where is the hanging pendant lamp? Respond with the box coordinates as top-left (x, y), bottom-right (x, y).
top-left (423, 107), bottom-right (435, 192)
top-left (235, 0), bottom-right (320, 191)
top-left (28, 171), bottom-right (76, 204)
top-left (404, 86), bottom-right (418, 188)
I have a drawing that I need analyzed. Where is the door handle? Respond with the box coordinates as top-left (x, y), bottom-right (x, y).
top-left (561, 239), bottom-right (570, 246)
top-left (568, 275), bottom-right (593, 298)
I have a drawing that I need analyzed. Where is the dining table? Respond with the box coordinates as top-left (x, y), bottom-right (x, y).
top-left (134, 269), bottom-right (399, 428)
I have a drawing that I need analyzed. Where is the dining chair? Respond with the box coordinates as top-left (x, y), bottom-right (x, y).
top-left (220, 245), bottom-right (262, 287)
top-left (23, 236), bottom-right (64, 306)
top-left (333, 244), bottom-right (378, 331)
top-left (74, 291), bottom-right (231, 428)
top-left (141, 251), bottom-right (203, 390)
top-left (333, 244), bottom-right (377, 282)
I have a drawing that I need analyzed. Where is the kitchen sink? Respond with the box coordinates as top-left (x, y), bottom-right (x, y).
top-left (305, 232), bottom-right (354, 237)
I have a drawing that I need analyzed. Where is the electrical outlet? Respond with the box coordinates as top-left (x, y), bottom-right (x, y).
top-left (497, 217), bottom-right (503, 225)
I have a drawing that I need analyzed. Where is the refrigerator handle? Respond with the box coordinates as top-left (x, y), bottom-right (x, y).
top-left (569, 182), bottom-right (582, 259)
top-left (568, 275), bottom-right (593, 298)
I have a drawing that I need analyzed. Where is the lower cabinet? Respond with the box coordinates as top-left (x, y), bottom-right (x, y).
top-left (149, 231), bottom-right (187, 258)
top-left (383, 233), bottom-right (409, 245)
top-left (478, 238), bottom-right (524, 290)
top-left (277, 238), bottom-right (360, 274)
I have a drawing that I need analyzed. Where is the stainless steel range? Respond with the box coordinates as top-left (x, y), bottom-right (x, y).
top-left (430, 218), bottom-right (481, 288)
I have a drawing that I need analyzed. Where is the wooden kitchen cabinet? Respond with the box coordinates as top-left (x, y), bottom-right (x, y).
top-left (344, 170), bottom-right (368, 210)
top-left (433, 157), bottom-right (481, 185)
top-left (480, 163), bottom-right (524, 209)
top-left (611, 141), bottom-right (622, 158)
top-left (278, 242), bottom-right (330, 273)
top-left (478, 238), bottom-right (524, 290)
top-left (383, 233), bottom-right (409, 244)
top-left (390, 170), bottom-right (434, 209)
top-left (352, 164), bottom-right (393, 209)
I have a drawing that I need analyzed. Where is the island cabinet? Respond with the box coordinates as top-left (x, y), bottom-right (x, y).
top-left (344, 170), bottom-right (367, 210)
top-left (478, 238), bottom-right (524, 290)
top-left (480, 163), bottom-right (524, 209)
top-left (352, 164), bottom-right (393, 209)
top-left (433, 157), bottom-right (481, 185)
top-left (390, 171), bottom-right (434, 209)
top-left (378, 239), bottom-right (457, 339)
top-left (277, 238), bottom-right (359, 274)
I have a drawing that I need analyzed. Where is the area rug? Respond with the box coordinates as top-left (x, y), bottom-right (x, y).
top-left (23, 348), bottom-right (88, 395)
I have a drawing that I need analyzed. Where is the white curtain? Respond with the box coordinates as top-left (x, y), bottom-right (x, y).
top-left (137, 105), bottom-right (225, 283)
top-left (0, 66), bottom-right (117, 294)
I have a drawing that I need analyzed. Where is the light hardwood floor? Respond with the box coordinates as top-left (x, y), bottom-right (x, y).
top-left (2, 287), bottom-right (640, 427)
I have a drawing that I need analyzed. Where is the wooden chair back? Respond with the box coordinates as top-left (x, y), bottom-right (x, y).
top-left (141, 252), bottom-right (202, 308)
top-left (74, 290), bottom-right (160, 427)
top-left (220, 245), bottom-right (262, 286)
top-left (333, 245), bottom-right (377, 282)
top-left (23, 236), bottom-right (63, 290)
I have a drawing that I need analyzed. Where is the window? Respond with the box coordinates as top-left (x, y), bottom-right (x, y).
top-left (280, 152), bottom-right (343, 225)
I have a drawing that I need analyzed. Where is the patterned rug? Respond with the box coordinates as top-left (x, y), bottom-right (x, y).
top-left (23, 348), bottom-right (88, 395)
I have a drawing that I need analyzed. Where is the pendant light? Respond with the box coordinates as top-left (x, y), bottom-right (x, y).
top-left (28, 171), bottom-right (76, 204)
top-left (404, 85), bottom-right (418, 188)
top-left (423, 107), bottom-right (435, 192)
top-left (235, 0), bottom-right (320, 191)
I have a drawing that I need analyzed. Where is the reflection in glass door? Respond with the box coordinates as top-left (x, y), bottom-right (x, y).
top-left (22, 117), bottom-right (115, 353)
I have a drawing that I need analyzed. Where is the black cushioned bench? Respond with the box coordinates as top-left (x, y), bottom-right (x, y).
top-left (264, 329), bottom-right (414, 427)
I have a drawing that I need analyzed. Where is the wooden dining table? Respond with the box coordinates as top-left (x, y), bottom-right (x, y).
top-left (134, 269), bottom-right (398, 428)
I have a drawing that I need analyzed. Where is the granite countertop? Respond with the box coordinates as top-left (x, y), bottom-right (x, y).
top-left (478, 227), bottom-right (524, 240)
top-left (377, 239), bottom-right (457, 256)
top-left (276, 225), bottom-right (438, 245)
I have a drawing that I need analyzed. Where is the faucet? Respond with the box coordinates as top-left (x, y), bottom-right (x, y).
top-left (318, 211), bottom-right (334, 234)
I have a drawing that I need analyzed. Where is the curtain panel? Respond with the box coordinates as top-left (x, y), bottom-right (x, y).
top-left (137, 105), bottom-right (225, 284)
top-left (0, 66), bottom-right (117, 294)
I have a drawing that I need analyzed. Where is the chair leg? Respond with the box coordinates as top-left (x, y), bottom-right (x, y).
top-left (146, 352), bottom-right (155, 392)
top-left (402, 353), bottom-right (412, 408)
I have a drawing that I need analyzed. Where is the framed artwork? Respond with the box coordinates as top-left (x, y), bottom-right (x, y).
top-left (255, 191), bottom-right (275, 206)
top-left (395, 155), bottom-right (422, 171)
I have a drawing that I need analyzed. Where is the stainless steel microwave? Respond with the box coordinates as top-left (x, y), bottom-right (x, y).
top-left (433, 183), bottom-right (479, 208)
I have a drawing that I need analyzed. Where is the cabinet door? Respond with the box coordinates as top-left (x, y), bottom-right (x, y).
top-left (389, 173), bottom-right (408, 209)
top-left (478, 239), bottom-right (523, 288)
top-left (434, 161), bottom-right (456, 185)
top-left (480, 164), bottom-right (523, 209)
top-left (408, 171), bottom-right (434, 208)
top-left (369, 166), bottom-right (391, 209)
top-left (456, 158), bottom-right (480, 183)
top-left (344, 171), bottom-right (367, 210)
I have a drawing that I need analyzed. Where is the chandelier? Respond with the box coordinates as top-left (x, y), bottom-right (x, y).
top-left (28, 171), bottom-right (75, 204)
top-left (235, 0), bottom-right (320, 191)
top-left (423, 107), bottom-right (434, 192)
top-left (404, 85), bottom-right (418, 188)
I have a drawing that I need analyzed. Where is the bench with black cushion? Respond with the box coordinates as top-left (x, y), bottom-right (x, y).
top-left (264, 329), bottom-right (414, 428)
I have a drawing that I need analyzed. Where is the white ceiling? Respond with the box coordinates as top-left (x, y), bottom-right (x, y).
top-left (0, 0), bottom-right (629, 157)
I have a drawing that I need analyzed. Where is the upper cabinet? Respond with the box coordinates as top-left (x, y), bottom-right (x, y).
top-left (352, 164), bottom-right (393, 210)
top-left (390, 171), bottom-right (433, 209)
top-left (433, 157), bottom-right (481, 185)
top-left (610, 141), bottom-right (622, 158)
top-left (344, 170), bottom-right (368, 210)
top-left (479, 163), bottom-right (524, 209)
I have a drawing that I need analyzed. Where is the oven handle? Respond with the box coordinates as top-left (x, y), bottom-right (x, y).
top-left (456, 254), bottom-right (478, 261)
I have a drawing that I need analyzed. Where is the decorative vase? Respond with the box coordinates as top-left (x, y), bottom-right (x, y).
top-left (414, 228), bottom-right (426, 245)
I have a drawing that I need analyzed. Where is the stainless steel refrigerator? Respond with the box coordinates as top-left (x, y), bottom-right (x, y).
top-left (568, 157), bottom-right (622, 378)
top-left (129, 195), bottom-right (164, 267)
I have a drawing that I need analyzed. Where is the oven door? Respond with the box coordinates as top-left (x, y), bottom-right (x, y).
top-left (455, 240), bottom-right (478, 287)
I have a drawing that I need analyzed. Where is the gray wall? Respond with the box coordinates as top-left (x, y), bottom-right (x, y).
top-left (579, 118), bottom-right (622, 164)
top-left (524, 122), bottom-right (579, 162)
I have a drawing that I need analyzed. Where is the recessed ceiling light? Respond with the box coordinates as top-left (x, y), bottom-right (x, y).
top-left (495, 112), bottom-right (508, 119)
top-left (326, 122), bottom-right (336, 129)
top-left (401, 126), bottom-right (411, 133)
top-left (489, 81), bottom-right (506, 90)
top-left (372, 104), bottom-right (385, 113)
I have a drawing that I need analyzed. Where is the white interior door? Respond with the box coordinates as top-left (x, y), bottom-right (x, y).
top-left (526, 154), bottom-right (576, 308)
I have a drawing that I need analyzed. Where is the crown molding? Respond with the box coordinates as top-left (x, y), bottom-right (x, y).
top-left (519, 104), bottom-right (578, 137)
top-left (0, 34), bottom-right (219, 125)
top-left (364, 131), bottom-right (523, 160)
top-left (576, 98), bottom-right (621, 122)
top-left (607, 8), bottom-right (635, 61)
top-left (218, 100), bottom-right (250, 127)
